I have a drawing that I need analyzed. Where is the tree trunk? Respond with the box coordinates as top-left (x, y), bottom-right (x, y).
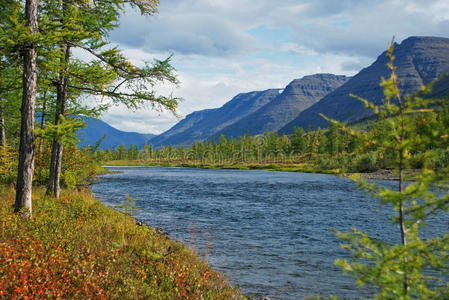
top-left (15, 0), bottom-right (38, 217)
top-left (37, 90), bottom-right (47, 154)
top-left (47, 44), bottom-right (70, 198)
top-left (398, 113), bottom-right (408, 296)
top-left (0, 101), bottom-right (5, 147)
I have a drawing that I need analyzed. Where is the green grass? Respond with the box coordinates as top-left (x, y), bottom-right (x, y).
top-left (102, 159), bottom-right (341, 174)
top-left (0, 185), bottom-right (243, 299)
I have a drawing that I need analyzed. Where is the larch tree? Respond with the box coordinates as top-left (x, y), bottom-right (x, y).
top-left (330, 43), bottom-right (449, 298)
top-left (15, 0), bottom-right (39, 217)
top-left (38, 0), bottom-right (179, 197)
top-left (291, 126), bottom-right (306, 154)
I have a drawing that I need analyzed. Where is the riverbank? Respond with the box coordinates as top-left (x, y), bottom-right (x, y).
top-left (0, 185), bottom-right (243, 299)
top-left (103, 160), bottom-right (342, 175)
top-left (102, 159), bottom-right (410, 180)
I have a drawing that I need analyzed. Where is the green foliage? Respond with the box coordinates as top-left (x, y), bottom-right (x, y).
top-left (35, 115), bottom-right (85, 145)
top-left (33, 141), bottom-right (100, 187)
top-left (291, 127), bottom-right (307, 154)
top-left (0, 145), bottom-right (17, 183)
top-left (62, 170), bottom-right (78, 189)
top-left (427, 148), bottom-right (449, 169)
top-left (331, 42), bottom-right (449, 298)
top-left (354, 151), bottom-right (379, 173)
top-left (326, 123), bottom-right (341, 155)
top-left (316, 155), bottom-right (341, 171)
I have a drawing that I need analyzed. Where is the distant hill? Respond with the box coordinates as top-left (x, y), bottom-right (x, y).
top-left (77, 117), bottom-right (155, 150)
top-left (150, 89), bottom-right (281, 146)
top-left (213, 74), bottom-right (349, 138)
top-left (280, 36), bottom-right (449, 134)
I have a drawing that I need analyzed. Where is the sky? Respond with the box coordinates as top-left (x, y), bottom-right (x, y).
top-left (101, 0), bottom-right (449, 134)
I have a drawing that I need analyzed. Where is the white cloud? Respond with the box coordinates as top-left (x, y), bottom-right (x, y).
top-left (102, 104), bottom-right (180, 134)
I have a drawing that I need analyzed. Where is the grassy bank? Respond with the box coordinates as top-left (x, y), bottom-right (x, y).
top-left (0, 185), bottom-right (243, 299)
top-left (103, 159), bottom-right (342, 175)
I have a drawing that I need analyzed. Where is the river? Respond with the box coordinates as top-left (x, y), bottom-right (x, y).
top-left (91, 166), bottom-right (446, 299)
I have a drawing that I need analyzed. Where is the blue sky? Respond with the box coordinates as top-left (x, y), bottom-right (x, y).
top-left (101, 0), bottom-right (449, 134)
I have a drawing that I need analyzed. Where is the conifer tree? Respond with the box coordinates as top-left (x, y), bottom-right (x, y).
top-left (291, 127), bottom-right (306, 154)
top-left (326, 122), bottom-right (340, 156)
top-left (14, 0), bottom-right (39, 217)
top-left (142, 141), bottom-right (150, 161)
top-left (332, 43), bottom-right (449, 298)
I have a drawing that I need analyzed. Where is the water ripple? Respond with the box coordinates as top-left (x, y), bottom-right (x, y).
top-left (92, 167), bottom-right (447, 299)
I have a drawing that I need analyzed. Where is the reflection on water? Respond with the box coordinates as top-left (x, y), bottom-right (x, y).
top-left (91, 167), bottom-right (448, 299)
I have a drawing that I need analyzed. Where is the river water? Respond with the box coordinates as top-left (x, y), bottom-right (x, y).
top-left (91, 166), bottom-right (447, 299)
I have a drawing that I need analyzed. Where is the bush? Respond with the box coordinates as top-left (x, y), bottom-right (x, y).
top-left (0, 145), bottom-right (17, 184)
top-left (316, 155), bottom-right (341, 170)
top-left (35, 143), bottom-right (100, 188)
top-left (354, 151), bottom-right (379, 172)
top-left (430, 148), bottom-right (449, 169)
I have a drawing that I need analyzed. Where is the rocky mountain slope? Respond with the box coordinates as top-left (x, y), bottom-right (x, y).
top-left (213, 74), bottom-right (349, 138)
top-left (150, 89), bottom-right (281, 146)
top-left (280, 36), bottom-right (449, 133)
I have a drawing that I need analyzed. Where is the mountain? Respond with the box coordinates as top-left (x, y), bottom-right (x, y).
top-left (77, 117), bottom-right (155, 150)
top-left (213, 74), bottom-right (349, 138)
top-left (280, 36), bottom-right (449, 133)
top-left (426, 74), bottom-right (449, 100)
top-left (150, 89), bottom-right (281, 146)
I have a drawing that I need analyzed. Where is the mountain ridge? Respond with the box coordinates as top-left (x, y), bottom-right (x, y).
top-left (78, 36), bottom-right (449, 149)
top-left (280, 36), bottom-right (449, 133)
top-left (77, 117), bottom-right (155, 150)
top-left (150, 89), bottom-right (282, 146)
top-left (213, 73), bottom-right (349, 139)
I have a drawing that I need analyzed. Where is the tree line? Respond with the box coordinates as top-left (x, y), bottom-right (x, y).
top-left (97, 105), bottom-right (449, 173)
top-left (97, 124), bottom-right (359, 162)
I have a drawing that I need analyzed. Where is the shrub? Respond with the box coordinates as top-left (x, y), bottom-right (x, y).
top-left (0, 186), bottom-right (243, 299)
top-left (354, 151), bottom-right (379, 172)
top-left (0, 145), bottom-right (17, 184)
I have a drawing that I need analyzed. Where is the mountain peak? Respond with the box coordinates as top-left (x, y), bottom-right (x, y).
top-left (280, 36), bottom-right (449, 133)
top-left (401, 35), bottom-right (449, 45)
top-left (299, 73), bottom-right (349, 81)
